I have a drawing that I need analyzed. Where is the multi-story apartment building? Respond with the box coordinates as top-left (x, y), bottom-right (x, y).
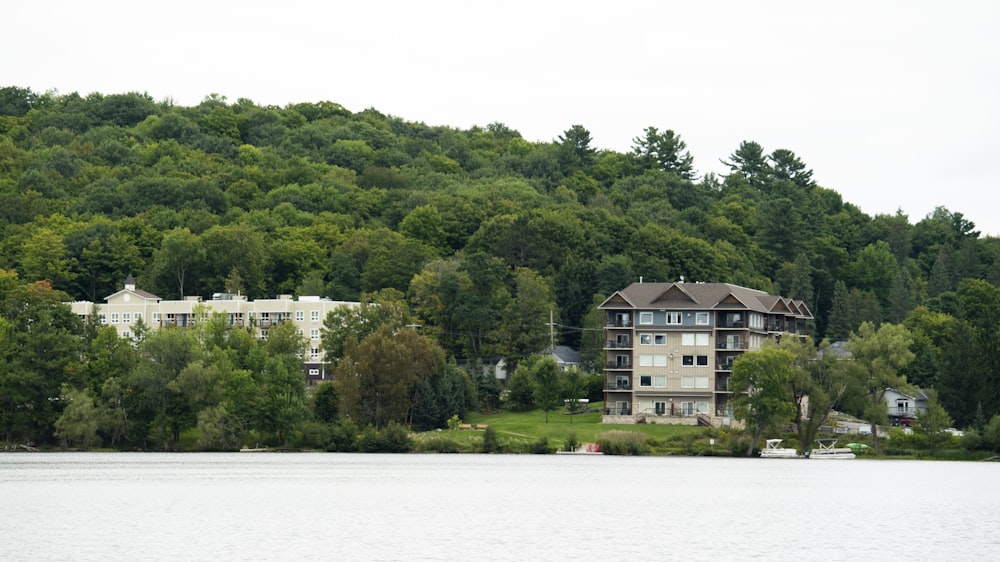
top-left (599, 280), bottom-right (812, 426)
top-left (68, 275), bottom-right (358, 385)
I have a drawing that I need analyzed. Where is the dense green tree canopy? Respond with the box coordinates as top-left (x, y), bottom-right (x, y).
top-left (1, 86), bottom-right (999, 446)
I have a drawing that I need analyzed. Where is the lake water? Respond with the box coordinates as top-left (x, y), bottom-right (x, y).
top-left (1, 453), bottom-right (998, 561)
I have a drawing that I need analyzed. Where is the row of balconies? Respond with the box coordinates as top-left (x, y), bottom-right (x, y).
top-left (604, 379), bottom-right (732, 393)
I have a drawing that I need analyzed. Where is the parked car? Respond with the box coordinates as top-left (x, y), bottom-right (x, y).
top-left (858, 424), bottom-right (872, 435)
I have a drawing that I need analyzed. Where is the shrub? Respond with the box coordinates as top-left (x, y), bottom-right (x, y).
top-left (983, 415), bottom-right (1000, 452)
top-left (563, 432), bottom-right (579, 452)
top-left (482, 426), bottom-right (500, 453)
top-left (413, 433), bottom-right (461, 453)
top-left (595, 430), bottom-right (647, 456)
top-left (357, 422), bottom-right (412, 453)
top-left (960, 428), bottom-right (983, 451)
top-left (529, 436), bottom-right (551, 454)
top-left (292, 421), bottom-right (335, 450)
top-left (325, 419), bottom-right (361, 452)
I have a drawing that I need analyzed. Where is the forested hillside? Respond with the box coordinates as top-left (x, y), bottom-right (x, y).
top-left (2, 86), bottom-right (999, 448)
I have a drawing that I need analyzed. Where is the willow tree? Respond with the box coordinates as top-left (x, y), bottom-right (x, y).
top-left (779, 337), bottom-right (851, 454)
top-left (730, 346), bottom-right (797, 456)
top-left (845, 322), bottom-right (914, 453)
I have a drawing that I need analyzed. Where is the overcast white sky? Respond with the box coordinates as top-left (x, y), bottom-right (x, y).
top-left (8, 1), bottom-right (999, 235)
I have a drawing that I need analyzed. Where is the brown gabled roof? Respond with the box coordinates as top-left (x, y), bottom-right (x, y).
top-left (599, 291), bottom-right (635, 308)
top-left (791, 300), bottom-right (815, 319)
top-left (605, 281), bottom-right (794, 313)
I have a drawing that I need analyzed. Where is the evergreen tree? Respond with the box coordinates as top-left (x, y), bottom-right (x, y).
top-left (826, 280), bottom-right (851, 340)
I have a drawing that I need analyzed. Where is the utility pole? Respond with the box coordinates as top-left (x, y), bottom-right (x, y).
top-left (548, 309), bottom-right (555, 353)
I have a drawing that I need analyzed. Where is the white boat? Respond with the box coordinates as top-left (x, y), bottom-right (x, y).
top-left (759, 439), bottom-right (800, 458)
top-left (808, 438), bottom-right (856, 459)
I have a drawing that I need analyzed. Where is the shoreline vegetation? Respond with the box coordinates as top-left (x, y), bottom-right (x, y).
top-left (4, 405), bottom-right (994, 460)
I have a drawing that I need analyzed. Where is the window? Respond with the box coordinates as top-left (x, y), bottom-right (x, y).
top-left (295, 310), bottom-right (304, 321)
top-left (655, 401), bottom-right (666, 415)
top-left (681, 333), bottom-right (709, 346)
top-left (665, 312), bottom-right (682, 325)
top-left (679, 401), bottom-right (709, 415)
top-left (640, 376), bottom-right (652, 387)
top-left (639, 355), bottom-right (653, 367)
top-left (135, 313), bottom-right (142, 322)
top-left (682, 355), bottom-right (694, 366)
top-left (697, 355), bottom-right (709, 366)
top-left (696, 312), bottom-right (710, 325)
top-left (122, 313), bottom-right (131, 324)
top-left (653, 376), bottom-right (666, 387)
top-left (296, 329), bottom-right (304, 336)
top-left (310, 348), bottom-right (320, 359)
top-left (311, 310), bottom-right (320, 322)
top-left (308, 368), bottom-right (320, 376)
top-left (639, 333), bottom-right (652, 345)
top-left (260, 329), bottom-right (268, 340)
top-left (110, 313), bottom-right (119, 324)
top-left (653, 355), bottom-right (668, 367)
top-left (152, 313), bottom-right (160, 324)
top-left (121, 330), bottom-right (130, 339)
top-left (99, 314), bottom-right (107, 325)
top-left (615, 375), bottom-right (630, 389)
top-left (682, 376), bottom-right (709, 389)
top-left (639, 312), bottom-right (653, 325)
top-left (310, 328), bottom-right (320, 340)
top-left (654, 334), bottom-right (667, 345)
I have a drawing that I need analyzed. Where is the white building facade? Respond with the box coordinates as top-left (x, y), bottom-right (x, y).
top-left (68, 275), bottom-right (358, 385)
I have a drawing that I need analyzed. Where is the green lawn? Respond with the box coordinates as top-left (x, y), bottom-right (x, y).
top-left (452, 404), bottom-right (714, 451)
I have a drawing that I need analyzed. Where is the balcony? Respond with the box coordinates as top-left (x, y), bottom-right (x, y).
top-left (604, 406), bottom-right (633, 416)
top-left (715, 382), bottom-right (730, 392)
top-left (716, 341), bottom-right (748, 350)
top-left (606, 319), bottom-right (632, 328)
top-left (717, 320), bottom-right (745, 329)
top-left (605, 382), bottom-right (633, 391)
top-left (605, 361), bottom-right (633, 370)
top-left (605, 339), bottom-right (632, 349)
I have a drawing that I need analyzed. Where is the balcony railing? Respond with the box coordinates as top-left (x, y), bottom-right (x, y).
top-left (605, 361), bottom-right (632, 369)
top-left (604, 407), bottom-right (633, 416)
top-left (605, 339), bottom-right (632, 349)
top-left (715, 407), bottom-right (734, 417)
top-left (638, 408), bottom-right (709, 418)
top-left (605, 383), bottom-right (633, 391)
top-left (716, 341), bottom-right (748, 350)
top-left (606, 320), bottom-right (632, 328)
top-left (718, 320), bottom-right (745, 329)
